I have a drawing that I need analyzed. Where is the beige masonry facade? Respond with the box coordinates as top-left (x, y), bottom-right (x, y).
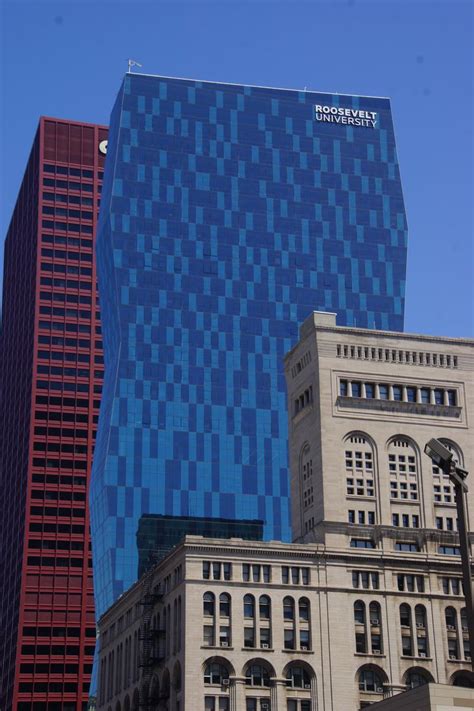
top-left (96, 313), bottom-right (474, 710)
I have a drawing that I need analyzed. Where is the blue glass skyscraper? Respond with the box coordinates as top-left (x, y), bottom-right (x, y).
top-left (90, 74), bottom-right (407, 617)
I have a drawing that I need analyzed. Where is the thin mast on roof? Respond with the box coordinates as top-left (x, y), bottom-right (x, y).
top-left (127, 59), bottom-right (142, 73)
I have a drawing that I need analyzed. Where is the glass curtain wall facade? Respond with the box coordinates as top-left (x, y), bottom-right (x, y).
top-left (91, 74), bottom-right (408, 617)
top-left (0, 117), bottom-right (107, 711)
top-left (136, 514), bottom-right (264, 576)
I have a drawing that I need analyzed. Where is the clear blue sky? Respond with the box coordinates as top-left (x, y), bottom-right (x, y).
top-left (1, 0), bottom-right (473, 337)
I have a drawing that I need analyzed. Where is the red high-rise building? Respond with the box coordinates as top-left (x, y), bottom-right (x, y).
top-left (0, 117), bottom-right (107, 711)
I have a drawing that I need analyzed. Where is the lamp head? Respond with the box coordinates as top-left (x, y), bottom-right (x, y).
top-left (424, 438), bottom-right (453, 474)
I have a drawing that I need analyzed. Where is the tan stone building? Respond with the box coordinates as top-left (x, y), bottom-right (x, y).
top-left (369, 682), bottom-right (474, 710)
top-left (96, 313), bottom-right (474, 710)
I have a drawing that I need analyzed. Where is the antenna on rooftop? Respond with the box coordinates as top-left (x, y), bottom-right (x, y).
top-left (127, 59), bottom-right (143, 73)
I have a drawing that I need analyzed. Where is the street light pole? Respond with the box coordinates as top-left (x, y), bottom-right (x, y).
top-left (450, 463), bottom-right (474, 673)
top-left (424, 439), bottom-right (474, 673)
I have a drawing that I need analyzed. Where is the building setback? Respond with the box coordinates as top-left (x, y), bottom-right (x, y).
top-left (91, 73), bottom-right (408, 619)
top-left (136, 514), bottom-right (263, 577)
top-left (0, 117), bottom-right (107, 711)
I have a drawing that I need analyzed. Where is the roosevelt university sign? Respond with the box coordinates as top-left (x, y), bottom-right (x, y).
top-left (315, 104), bottom-right (377, 128)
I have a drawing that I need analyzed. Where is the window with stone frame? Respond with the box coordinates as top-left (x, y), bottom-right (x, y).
top-left (388, 438), bottom-right (419, 501)
top-left (345, 434), bottom-right (374, 497)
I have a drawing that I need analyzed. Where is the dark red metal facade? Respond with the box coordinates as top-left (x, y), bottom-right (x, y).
top-left (0, 117), bottom-right (108, 711)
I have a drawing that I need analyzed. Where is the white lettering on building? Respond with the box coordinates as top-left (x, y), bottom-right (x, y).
top-left (314, 104), bottom-right (378, 128)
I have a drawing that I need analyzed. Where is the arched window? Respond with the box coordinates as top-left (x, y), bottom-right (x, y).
top-left (446, 607), bottom-right (457, 629)
top-left (286, 665), bottom-right (311, 689)
top-left (414, 605), bottom-right (428, 656)
top-left (446, 607), bottom-right (459, 660)
top-left (344, 433), bottom-right (375, 498)
top-left (173, 661), bottom-right (182, 692)
top-left (369, 602), bottom-right (382, 654)
top-left (166, 603), bottom-right (171, 657)
top-left (369, 602), bottom-right (380, 626)
top-left (388, 437), bottom-right (419, 501)
top-left (204, 662), bottom-right (229, 685)
top-left (460, 609), bottom-right (471, 661)
top-left (203, 592), bottom-right (215, 617)
top-left (219, 593), bottom-right (231, 618)
top-left (244, 594), bottom-right (255, 619)
top-left (299, 598), bottom-right (310, 622)
top-left (406, 669), bottom-right (431, 689)
top-left (400, 604), bottom-right (413, 656)
top-left (415, 605), bottom-right (426, 628)
top-left (354, 600), bottom-right (366, 624)
top-left (300, 444), bottom-right (314, 531)
top-left (354, 601), bottom-right (367, 654)
top-left (283, 596), bottom-right (295, 621)
top-left (452, 672), bottom-right (474, 688)
top-left (259, 595), bottom-right (270, 620)
top-left (245, 664), bottom-right (271, 687)
top-left (358, 668), bottom-right (384, 693)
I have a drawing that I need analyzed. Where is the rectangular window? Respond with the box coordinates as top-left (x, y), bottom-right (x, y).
top-left (406, 387), bottom-right (416, 402)
top-left (365, 383), bottom-right (374, 399)
top-left (281, 566), bottom-right (289, 584)
top-left (300, 629), bottom-right (310, 650)
top-left (393, 385), bottom-right (402, 401)
top-left (244, 627), bottom-right (255, 648)
top-left (420, 388), bottom-right (430, 404)
top-left (368, 512), bottom-right (375, 525)
top-left (284, 629), bottom-right (295, 650)
top-left (402, 635), bottom-right (412, 656)
top-left (379, 384), bottom-right (388, 400)
top-left (434, 389), bottom-right (444, 405)
top-left (243, 564), bottom-right (250, 582)
top-left (447, 390), bottom-right (457, 406)
top-left (358, 511), bottom-right (365, 525)
top-left (203, 625), bottom-right (215, 646)
top-left (219, 626), bottom-right (231, 646)
top-left (339, 380), bottom-right (348, 396)
top-left (350, 539), bottom-right (375, 549)
top-left (202, 562), bottom-right (210, 580)
top-left (351, 381), bottom-right (361, 398)
top-left (355, 633), bottom-right (367, 654)
top-left (396, 542), bottom-right (419, 552)
top-left (439, 546), bottom-right (460, 555)
top-left (392, 514), bottom-right (400, 527)
top-left (262, 565), bottom-right (271, 583)
top-left (371, 634), bottom-right (381, 653)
